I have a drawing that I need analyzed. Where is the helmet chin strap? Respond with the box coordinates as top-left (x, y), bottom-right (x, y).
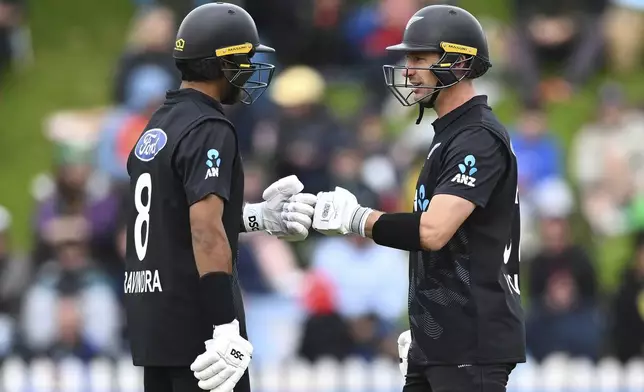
top-left (415, 86), bottom-right (441, 125)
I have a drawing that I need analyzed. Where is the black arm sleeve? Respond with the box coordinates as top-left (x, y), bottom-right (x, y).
top-left (173, 120), bottom-right (237, 206)
top-left (433, 127), bottom-right (508, 208)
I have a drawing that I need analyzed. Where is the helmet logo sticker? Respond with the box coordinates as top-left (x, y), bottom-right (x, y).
top-left (440, 42), bottom-right (478, 56)
top-left (215, 43), bottom-right (253, 57)
top-left (175, 39), bottom-right (185, 51)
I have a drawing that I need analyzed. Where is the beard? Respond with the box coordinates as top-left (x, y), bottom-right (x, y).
top-left (220, 83), bottom-right (242, 105)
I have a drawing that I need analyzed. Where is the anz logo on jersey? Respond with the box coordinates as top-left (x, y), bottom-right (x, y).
top-left (135, 128), bottom-right (168, 162)
top-left (451, 154), bottom-right (477, 187)
top-left (205, 149), bottom-right (222, 179)
top-left (414, 184), bottom-right (430, 212)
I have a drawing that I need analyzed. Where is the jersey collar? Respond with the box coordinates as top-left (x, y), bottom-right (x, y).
top-left (166, 88), bottom-right (225, 114)
top-left (431, 95), bottom-right (489, 133)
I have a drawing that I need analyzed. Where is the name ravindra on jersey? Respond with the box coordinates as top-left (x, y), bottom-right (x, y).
top-left (124, 88), bottom-right (246, 367)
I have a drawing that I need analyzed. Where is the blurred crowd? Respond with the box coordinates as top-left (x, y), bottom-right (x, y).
top-left (1, 0), bottom-right (644, 368)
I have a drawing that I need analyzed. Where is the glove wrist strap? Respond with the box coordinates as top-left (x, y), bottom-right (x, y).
top-left (242, 202), bottom-right (265, 233)
top-left (350, 206), bottom-right (373, 237)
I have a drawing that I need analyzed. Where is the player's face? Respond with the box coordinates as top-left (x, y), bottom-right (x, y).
top-left (404, 52), bottom-right (441, 102)
top-left (219, 78), bottom-right (242, 105)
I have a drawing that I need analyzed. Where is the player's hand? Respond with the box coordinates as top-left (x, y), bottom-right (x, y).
top-left (312, 187), bottom-right (372, 236)
top-left (242, 175), bottom-right (317, 241)
top-left (190, 320), bottom-right (253, 392)
top-left (397, 330), bottom-right (411, 377)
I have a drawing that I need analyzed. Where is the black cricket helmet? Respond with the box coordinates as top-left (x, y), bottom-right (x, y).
top-left (383, 5), bottom-right (491, 114)
top-left (173, 2), bottom-right (275, 105)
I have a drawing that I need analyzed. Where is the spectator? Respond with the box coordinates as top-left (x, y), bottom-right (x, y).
top-left (508, 0), bottom-right (607, 104)
top-left (0, 0), bottom-right (24, 79)
top-left (526, 179), bottom-right (603, 362)
top-left (32, 144), bottom-right (121, 272)
top-left (310, 234), bottom-right (407, 324)
top-left (329, 145), bottom-right (381, 210)
top-left (511, 104), bottom-right (562, 198)
top-left (20, 222), bottom-right (121, 361)
top-left (354, 112), bottom-right (401, 210)
top-left (604, 0), bottom-right (644, 74)
top-left (610, 230), bottom-right (644, 362)
top-left (113, 5), bottom-right (179, 105)
top-left (571, 82), bottom-right (644, 236)
top-left (343, 0), bottom-right (420, 105)
top-left (309, 201), bottom-right (407, 361)
top-left (268, 65), bottom-right (348, 194)
top-left (0, 206), bottom-right (30, 358)
top-left (97, 64), bottom-right (174, 184)
top-left (298, 271), bottom-right (354, 362)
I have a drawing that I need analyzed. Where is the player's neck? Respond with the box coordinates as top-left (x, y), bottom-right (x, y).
top-left (434, 83), bottom-right (476, 118)
top-left (180, 81), bottom-right (221, 102)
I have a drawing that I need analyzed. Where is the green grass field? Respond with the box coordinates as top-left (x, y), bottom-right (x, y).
top-left (0, 0), bottom-right (133, 249)
top-left (1, 0), bottom-right (642, 293)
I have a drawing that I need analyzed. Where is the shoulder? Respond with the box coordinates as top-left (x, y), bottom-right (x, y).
top-left (183, 118), bottom-right (236, 142)
top-left (175, 119), bottom-right (237, 154)
top-left (443, 126), bottom-right (507, 157)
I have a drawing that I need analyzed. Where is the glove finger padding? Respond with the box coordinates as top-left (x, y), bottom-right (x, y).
top-left (210, 370), bottom-right (245, 392)
top-left (193, 358), bottom-right (227, 381)
top-left (285, 201), bottom-right (315, 217)
top-left (289, 193), bottom-right (317, 206)
top-left (197, 366), bottom-right (237, 390)
top-left (279, 221), bottom-right (308, 241)
top-left (191, 348), bottom-right (222, 372)
top-left (283, 211), bottom-right (312, 228)
top-left (262, 175), bottom-right (304, 201)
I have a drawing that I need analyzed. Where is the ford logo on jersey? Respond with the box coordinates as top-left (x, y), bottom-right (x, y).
top-left (135, 128), bottom-right (168, 162)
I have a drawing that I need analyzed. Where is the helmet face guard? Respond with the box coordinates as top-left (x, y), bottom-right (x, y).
top-left (221, 56), bottom-right (275, 105)
top-left (383, 51), bottom-right (474, 107)
top-left (216, 43), bottom-right (275, 105)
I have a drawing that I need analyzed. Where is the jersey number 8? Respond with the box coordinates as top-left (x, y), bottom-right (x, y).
top-left (134, 173), bottom-right (152, 261)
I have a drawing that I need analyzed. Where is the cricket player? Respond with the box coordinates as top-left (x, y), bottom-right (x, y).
top-left (312, 5), bottom-right (526, 392)
top-left (124, 3), bottom-right (316, 392)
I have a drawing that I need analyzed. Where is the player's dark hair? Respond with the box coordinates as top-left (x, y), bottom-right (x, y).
top-left (175, 58), bottom-right (223, 82)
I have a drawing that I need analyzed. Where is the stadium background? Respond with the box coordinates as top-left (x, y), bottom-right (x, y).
top-left (1, 0), bottom-right (644, 390)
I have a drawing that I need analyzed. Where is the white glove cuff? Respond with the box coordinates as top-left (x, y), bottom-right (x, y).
top-left (242, 203), bottom-right (265, 233)
top-left (350, 206), bottom-right (373, 237)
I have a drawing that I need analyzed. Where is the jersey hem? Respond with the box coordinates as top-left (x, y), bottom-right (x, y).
top-left (411, 356), bottom-right (526, 366)
top-left (132, 358), bottom-right (197, 368)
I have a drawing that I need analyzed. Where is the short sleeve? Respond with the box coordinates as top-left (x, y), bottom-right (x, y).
top-left (434, 128), bottom-right (507, 208)
top-left (173, 120), bottom-right (237, 205)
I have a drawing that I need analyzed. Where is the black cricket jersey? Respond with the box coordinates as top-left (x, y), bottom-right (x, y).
top-left (124, 88), bottom-right (246, 367)
top-left (408, 95), bottom-right (526, 366)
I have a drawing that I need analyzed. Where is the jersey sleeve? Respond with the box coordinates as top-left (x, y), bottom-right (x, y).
top-left (433, 127), bottom-right (508, 208)
top-left (173, 120), bottom-right (237, 205)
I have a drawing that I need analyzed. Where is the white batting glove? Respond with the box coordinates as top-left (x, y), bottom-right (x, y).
top-left (242, 175), bottom-right (317, 241)
top-left (398, 330), bottom-right (412, 377)
top-left (312, 187), bottom-right (373, 237)
top-left (190, 320), bottom-right (253, 392)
